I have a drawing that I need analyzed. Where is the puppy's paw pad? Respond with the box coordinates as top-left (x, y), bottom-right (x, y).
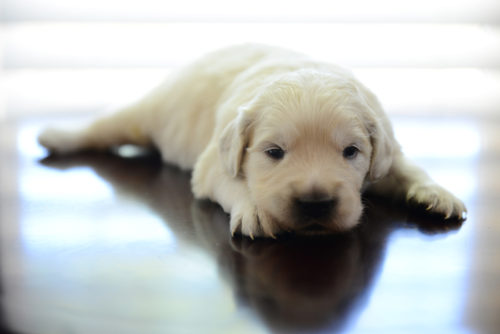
top-left (407, 183), bottom-right (466, 220)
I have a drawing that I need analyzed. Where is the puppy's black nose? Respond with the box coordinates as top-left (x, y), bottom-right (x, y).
top-left (295, 194), bottom-right (337, 220)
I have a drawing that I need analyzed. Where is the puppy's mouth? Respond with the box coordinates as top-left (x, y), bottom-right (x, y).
top-left (295, 223), bottom-right (334, 236)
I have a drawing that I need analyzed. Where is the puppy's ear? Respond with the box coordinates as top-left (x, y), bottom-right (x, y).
top-left (367, 116), bottom-right (394, 181)
top-left (358, 87), bottom-right (396, 181)
top-left (219, 108), bottom-right (254, 178)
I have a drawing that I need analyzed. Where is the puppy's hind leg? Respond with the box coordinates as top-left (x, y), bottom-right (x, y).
top-left (38, 106), bottom-right (152, 154)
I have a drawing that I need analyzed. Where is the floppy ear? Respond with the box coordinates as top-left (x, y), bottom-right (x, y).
top-left (358, 86), bottom-right (396, 181)
top-left (367, 115), bottom-right (395, 181)
top-left (219, 108), bottom-right (254, 178)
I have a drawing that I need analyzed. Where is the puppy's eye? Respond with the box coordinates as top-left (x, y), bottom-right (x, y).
top-left (343, 145), bottom-right (359, 159)
top-left (265, 147), bottom-right (285, 160)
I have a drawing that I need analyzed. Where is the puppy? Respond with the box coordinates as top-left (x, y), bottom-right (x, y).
top-left (38, 44), bottom-right (466, 238)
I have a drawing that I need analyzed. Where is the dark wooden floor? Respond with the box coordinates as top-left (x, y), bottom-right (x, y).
top-left (1, 103), bottom-right (499, 334)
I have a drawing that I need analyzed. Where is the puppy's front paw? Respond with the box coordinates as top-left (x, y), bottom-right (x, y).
top-left (407, 182), bottom-right (467, 220)
top-left (230, 202), bottom-right (278, 239)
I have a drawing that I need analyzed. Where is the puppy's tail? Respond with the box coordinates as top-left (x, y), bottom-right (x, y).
top-left (38, 105), bottom-right (152, 155)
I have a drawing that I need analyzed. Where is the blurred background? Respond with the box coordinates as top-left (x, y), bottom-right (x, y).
top-left (1, 0), bottom-right (500, 118)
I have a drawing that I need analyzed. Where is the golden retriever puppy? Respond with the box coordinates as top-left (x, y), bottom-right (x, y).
top-left (38, 44), bottom-right (466, 238)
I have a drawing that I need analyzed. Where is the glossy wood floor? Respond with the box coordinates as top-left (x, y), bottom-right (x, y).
top-left (0, 90), bottom-right (499, 334)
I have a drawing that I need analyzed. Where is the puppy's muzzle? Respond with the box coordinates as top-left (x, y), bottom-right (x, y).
top-left (294, 192), bottom-right (337, 222)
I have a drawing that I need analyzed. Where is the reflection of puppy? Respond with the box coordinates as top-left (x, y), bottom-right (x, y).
top-left (40, 152), bottom-right (463, 333)
top-left (38, 44), bottom-right (466, 238)
top-left (222, 230), bottom-right (377, 332)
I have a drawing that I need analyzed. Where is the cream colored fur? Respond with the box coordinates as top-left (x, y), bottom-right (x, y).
top-left (38, 44), bottom-right (466, 238)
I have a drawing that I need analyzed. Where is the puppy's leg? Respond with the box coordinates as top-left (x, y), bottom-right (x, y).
top-left (192, 144), bottom-right (280, 239)
top-left (38, 106), bottom-right (151, 154)
top-left (369, 153), bottom-right (467, 220)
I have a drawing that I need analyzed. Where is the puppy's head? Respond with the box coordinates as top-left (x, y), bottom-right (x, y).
top-left (220, 69), bottom-right (394, 236)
